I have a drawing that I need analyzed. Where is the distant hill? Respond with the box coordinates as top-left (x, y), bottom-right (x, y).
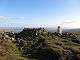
top-left (63, 28), bottom-right (80, 32)
top-left (0, 27), bottom-right (23, 33)
top-left (46, 27), bottom-right (80, 32)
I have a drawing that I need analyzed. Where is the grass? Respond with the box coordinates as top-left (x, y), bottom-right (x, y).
top-left (0, 34), bottom-right (29, 60)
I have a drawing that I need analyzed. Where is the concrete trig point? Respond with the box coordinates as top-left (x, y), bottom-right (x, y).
top-left (57, 26), bottom-right (62, 34)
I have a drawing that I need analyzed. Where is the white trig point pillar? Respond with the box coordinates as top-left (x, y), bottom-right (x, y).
top-left (57, 26), bottom-right (62, 34)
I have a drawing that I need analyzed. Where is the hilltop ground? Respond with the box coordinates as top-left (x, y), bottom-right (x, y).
top-left (0, 28), bottom-right (80, 60)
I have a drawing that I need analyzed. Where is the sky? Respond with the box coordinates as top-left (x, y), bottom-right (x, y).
top-left (0, 0), bottom-right (80, 28)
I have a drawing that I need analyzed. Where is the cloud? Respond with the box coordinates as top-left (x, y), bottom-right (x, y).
top-left (61, 20), bottom-right (80, 29)
top-left (62, 20), bottom-right (76, 24)
top-left (0, 16), bottom-right (8, 19)
top-left (0, 16), bottom-right (25, 20)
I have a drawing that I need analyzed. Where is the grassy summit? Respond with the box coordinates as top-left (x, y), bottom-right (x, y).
top-left (0, 28), bottom-right (80, 60)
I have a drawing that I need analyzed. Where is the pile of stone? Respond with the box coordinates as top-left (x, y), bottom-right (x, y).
top-left (0, 32), bottom-right (16, 43)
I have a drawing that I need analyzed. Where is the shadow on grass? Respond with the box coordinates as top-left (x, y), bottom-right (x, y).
top-left (25, 48), bottom-right (61, 60)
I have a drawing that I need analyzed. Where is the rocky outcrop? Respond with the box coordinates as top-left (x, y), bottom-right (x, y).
top-left (12, 28), bottom-right (80, 60)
